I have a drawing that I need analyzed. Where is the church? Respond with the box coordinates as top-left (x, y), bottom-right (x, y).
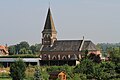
top-left (40, 8), bottom-right (100, 66)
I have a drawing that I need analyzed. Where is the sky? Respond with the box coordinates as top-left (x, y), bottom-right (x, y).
top-left (0, 0), bottom-right (120, 46)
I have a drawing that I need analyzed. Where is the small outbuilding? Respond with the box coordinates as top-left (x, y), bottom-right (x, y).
top-left (49, 71), bottom-right (66, 80)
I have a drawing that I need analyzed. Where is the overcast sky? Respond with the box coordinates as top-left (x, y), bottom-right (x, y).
top-left (0, 0), bottom-right (120, 46)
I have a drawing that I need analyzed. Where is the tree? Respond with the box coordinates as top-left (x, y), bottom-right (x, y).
top-left (99, 61), bottom-right (116, 79)
top-left (8, 46), bottom-right (16, 55)
top-left (19, 48), bottom-right (28, 54)
top-left (74, 57), bottom-right (103, 79)
top-left (35, 44), bottom-right (42, 53)
top-left (19, 41), bottom-right (30, 50)
top-left (88, 53), bottom-right (101, 63)
top-left (74, 58), bottom-right (94, 76)
top-left (34, 66), bottom-right (42, 80)
top-left (30, 45), bottom-right (36, 54)
top-left (10, 59), bottom-right (26, 80)
top-left (109, 48), bottom-right (120, 64)
top-left (92, 64), bottom-right (105, 80)
top-left (15, 44), bottom-right (20, 54)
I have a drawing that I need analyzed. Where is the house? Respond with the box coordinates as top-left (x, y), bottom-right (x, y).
top-left (40, 8), bottom-right (101, 66)
top-left (49, 71), bottom-right (66, 80)
top-left (0, 45), bottom-right (9, 56)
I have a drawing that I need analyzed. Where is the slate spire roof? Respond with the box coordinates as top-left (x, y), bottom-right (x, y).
top-left (42, 8), bottom-right (57, 33)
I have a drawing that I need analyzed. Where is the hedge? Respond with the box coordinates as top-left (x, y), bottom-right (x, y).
top-left (0, 54), bottom-right (39, 58)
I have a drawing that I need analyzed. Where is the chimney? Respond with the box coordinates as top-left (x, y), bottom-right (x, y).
top-left (5, 44), bottom-right (8, 51)
top-left (79, 36), bottom-right (85, 51)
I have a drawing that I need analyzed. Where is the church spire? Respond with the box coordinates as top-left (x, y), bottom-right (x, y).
top-left (42, 8), bottom-right (57, 46)
top-left (42, 8), bottom-right (56, 33)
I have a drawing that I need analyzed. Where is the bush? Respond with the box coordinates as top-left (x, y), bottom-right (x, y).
top-left (10, 59), bottom-right (26, 80)
top-left (34, 66), bottom-right (42, 80)
top-left (25, 66), bottom-right (35, 80)
top-left (0, 54), bottom-right (39, 58)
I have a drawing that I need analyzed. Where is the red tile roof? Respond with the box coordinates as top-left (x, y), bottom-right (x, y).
top-left (0, 45), bottom-right (9, 54)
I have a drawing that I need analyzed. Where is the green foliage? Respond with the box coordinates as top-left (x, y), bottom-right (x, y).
top-left (30, 45), bottom-right (36, 54)
top-left (72, 73), bottom-right (80, 80)
top-left (74, 55), bottom-right (119, 80)
top-left (10, 59), bottom-right (26, 80)
top-left (25, 65), bottom-right (35, 80)
top-left (79, 73), bottom-right (87, 80)
top-left (97, 43), bottom-right (120, 57)
top-left (19, 48), bottom-right (32, 54)
top-left (6, 42), bottom-right (120, 79)
top-left (115, 63), bottom-right (120, 74)
top-left (34, 66), bottom-right (42, 80)
top-left (40, 66), bottom-right (49, 80)
top-left (35, 44), bottom-right (42, 53)
top-left (8, 41), bottom-right (41, 55)
top-left (0, 63), bottom-right (3, 68)
top-left (88, 53), bottom-right (101, 63)
top-left (92, 64), bottom-right (105, 79)
top-left (74, 58), bottom-right (94, 75)
top-left (100, 61), bottom-right (116, 79)
top-left (0, 54), bottom-right (39, 58)
top-left (110, 49), bottom-right (120, 64)
top-left (0, 72), bottom-right (10, 78)
top-left (19, 48), bottom-right (27, 54)
top-left (47, 65), bottom-right (73, 79)
top-left (8, 46), bottom-right (16, 55)
top-left (19, 41), bottom-right (30, 50)
top-left (30, 44), bottom-right (41, 54)
top-left (0, 78), bottom-right (12, 80)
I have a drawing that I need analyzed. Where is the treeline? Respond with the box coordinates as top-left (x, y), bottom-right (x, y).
top-left (97, 43), bottom-right (120, 51)
top-left (8, 41), bottom-right (41, 55)
top-left (97, 43), bottom-right (120, 57)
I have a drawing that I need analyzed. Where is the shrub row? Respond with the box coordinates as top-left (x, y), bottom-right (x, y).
top-left (0, 54), bottom-right (39, 58)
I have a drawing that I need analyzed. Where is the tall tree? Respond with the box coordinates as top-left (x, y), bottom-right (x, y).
top-left (30, 45), bottom-right (36, 54)
top-left (35, 44), bottom-right (42, 53)
top-left (8, 45), bottom-right (16, 55)
top-left (10, 59), bottom-right (26, 80)
top-left (19, 41), bottom-right (30, 50)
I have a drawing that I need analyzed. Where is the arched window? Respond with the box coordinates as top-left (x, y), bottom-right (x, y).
top-left (62, 56), bottom-right (67, 60)
top-left (47, 35), bottom-right (51, 41)
top-left (52, 55), bottom-right (57, 60)
top-left (44, 34), bottom-right (47, 40)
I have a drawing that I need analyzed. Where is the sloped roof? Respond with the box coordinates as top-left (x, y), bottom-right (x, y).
top-left (82, 41), bottom-right (97, 50)
top-left (70, 54), bottom-right (78, 60)
top-left (41, 40), bottom-right (97, 52)
top-left (42, 8), bottom-right (56, 33)
top-left (0, 45), bottom-right (8, 53)
top-left (41, 40), bottom-right (82, 51)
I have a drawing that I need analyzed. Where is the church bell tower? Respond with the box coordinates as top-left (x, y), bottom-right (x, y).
top-left (42, 8), bottom-right (57, 46)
